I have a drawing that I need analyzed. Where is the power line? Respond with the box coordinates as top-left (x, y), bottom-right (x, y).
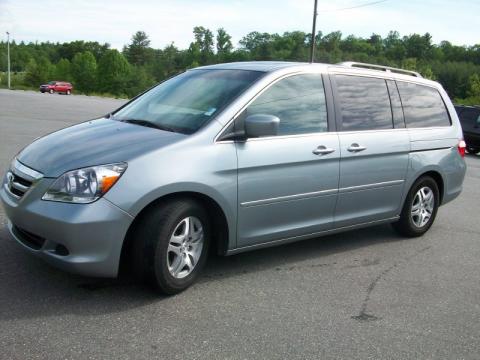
top-left (318, 0), bottom-right (389, 12)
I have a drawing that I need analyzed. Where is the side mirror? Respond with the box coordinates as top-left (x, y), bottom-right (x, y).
top-left (245, 114), bottom-right (280, 138)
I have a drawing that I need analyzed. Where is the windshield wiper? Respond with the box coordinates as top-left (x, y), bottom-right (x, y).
top-left (118, 118), bottom-right (177, 133)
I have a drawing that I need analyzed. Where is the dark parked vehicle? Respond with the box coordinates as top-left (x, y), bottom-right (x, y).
top-left (40, 81), bottom-right (73, 95)
top-left (455, 105), bottom-right (480, 154)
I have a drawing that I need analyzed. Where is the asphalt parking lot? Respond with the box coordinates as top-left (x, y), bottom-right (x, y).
top-left (0, 89), bottom-right (479, 359)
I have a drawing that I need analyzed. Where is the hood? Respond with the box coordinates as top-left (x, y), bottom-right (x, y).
top-left (17, 118), bottom-right (186, 177)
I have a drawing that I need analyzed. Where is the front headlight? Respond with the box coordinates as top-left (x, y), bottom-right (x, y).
top-left (42, 163), bottom-right (127, 203)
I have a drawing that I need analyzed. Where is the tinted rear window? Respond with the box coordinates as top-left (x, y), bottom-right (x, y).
top-left (335, 75), bottom-right (393, 131)
top-left (396, 82), bottom-right (451, 128)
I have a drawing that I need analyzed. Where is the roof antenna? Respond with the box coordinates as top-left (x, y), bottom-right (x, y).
top-left (309, 0), bottom-right (318, 63)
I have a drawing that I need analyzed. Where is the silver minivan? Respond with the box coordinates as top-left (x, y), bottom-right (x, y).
top-left (1, 61), bottom-right (467, 294)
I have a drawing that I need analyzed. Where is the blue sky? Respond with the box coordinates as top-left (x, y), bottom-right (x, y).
top-left (1, 0), bottom-right (479, 49)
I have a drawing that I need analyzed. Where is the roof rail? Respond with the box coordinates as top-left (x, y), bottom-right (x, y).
top-left (337, 61), bottom-right (422, 78)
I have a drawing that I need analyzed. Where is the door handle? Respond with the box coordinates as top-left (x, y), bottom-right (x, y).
top-left (312, 145), bottom-right (336, 155)
top-left (347, 143), bottom-right (367, 152)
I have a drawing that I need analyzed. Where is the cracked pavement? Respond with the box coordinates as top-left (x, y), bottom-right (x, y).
top-left (1, 89), bottom-right (480, 359)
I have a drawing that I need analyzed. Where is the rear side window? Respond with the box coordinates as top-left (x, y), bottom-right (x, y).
top-left (335, 75), bottom-right (393, 131)
top-left (396, 82), bottom-right (451, 128)
top-left (246, 74), bottom-right (328, 135)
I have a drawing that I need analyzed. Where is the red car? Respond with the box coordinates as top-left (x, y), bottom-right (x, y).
top-left (40, 81), bottom-right (73, 95)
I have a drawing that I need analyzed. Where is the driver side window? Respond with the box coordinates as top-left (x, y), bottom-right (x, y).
top-left (245, 74), bottom-right (328, 136)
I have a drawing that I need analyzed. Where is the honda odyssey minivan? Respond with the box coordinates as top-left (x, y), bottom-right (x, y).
top-left (1, 61), bottom-right (466, 294)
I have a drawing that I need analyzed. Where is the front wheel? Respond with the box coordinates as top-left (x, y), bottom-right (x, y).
top-left (133, 199), bottom-right (210, 294)
top-left (66, 89), bottom-right (71, 95)
top-left (49, 89), bottom-right (54, 94)
top-left (392, 176), bottom-right (439, 237)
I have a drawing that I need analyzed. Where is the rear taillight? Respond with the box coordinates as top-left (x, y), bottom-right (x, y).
top-left (458, 140), bottom-right (466, 158)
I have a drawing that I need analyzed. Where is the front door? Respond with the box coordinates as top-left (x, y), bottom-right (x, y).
top-left (235, 73), bottom-right (340, 248)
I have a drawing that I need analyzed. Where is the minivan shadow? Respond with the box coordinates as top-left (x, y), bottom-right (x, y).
top-left (201, 224), bottom-right (402, 282)
top-left (0, 224), bottom-right (402, 321)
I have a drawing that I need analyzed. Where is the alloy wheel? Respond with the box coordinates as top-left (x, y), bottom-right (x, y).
top-left (167, 216), bottom-right (204, 279)
top-left (411, 186), bottom-right (434, 228)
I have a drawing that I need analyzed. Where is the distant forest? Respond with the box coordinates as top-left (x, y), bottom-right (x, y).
top-left (1, 28), bottom-right (479, 103)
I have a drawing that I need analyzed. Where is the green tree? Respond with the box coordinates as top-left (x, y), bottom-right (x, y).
top-left (239, 32), bottom-right (274, 60)
top-left (55, 58), bottom-right (72, 81)
top-left (432, 61), bottom-right (479, 98)
top-left (403, 33), bottom-right (433, 60)
top-left (72, 51), bottom-right (97, 93)
top-left (2, 27), bottom-right (480, 102)
top-left (467, 73), bottom-right (480, 98)
top-left (384, 31), bottom-right (406, 60)
top-left (319, 31), bottom-right (343, 62)
top-left (368, 33), bottom-right (383, 57)
top-left (192, 26), bottom-right (214, 64)
top-left (216, 28), bottom-right (233, 56)
top-left (123, 31), bottom-right (154, 66)
top-left (273, 31), bottom-right (308, 61)
top-left (321, 31), bottom-right (342, 53)
top-left (58, 41), bottom-right (110, 62)
top-left (25, 56), bottom-right (52, 86)
top-left (149, 43), bottom-right (182, 81)
top-left (402, 58), bottom-right (418, 71)
top-left (185, 42), bottom-right (202, 68)
top-left (126, 66), bottom-right (156, 98)
top-left (97, 49), bottom-right (131, 95)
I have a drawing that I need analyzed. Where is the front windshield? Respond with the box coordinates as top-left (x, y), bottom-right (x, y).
top-left (113, 69), bottom-right (263, 134)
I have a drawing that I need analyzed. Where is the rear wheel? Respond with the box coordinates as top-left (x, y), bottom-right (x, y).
top-left (66, 89), bottom-right (71, 95)
top-left (49, 89), bottom-right (54, 94)
top-left (392, 176), bottom-right (439, 237)
top-left (133, 199), bottom-right (210, 294)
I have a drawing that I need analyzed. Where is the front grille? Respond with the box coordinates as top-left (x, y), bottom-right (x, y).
top-left (12, 225), bottom-right (46, 250)
top-left (6, 171), bottom-right (33, 198)
top-left (5, 159), bottom-right (43, 199)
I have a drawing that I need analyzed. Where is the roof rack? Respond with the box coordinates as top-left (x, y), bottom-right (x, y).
top-left (337, 62), bottom-right (422, 78)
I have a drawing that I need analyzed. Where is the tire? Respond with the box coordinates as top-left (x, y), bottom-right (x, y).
top-left (49, 89), bottom-right (54, 94)
top-left (392, 176), bottom-right (439, 237)
top-left (132, 199), bottom-right (210, 294)
top-left (467, 146), bottom-right (479, 154)
top-left (66, 89), bottom-right (71, 95)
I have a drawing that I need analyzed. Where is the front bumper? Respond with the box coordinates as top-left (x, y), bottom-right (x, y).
top-left (1, 176), bottom-right (133, 277)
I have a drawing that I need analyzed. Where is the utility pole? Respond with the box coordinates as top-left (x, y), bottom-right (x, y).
top-left (6, 31), bottom-right (11, 89)
top-left (309, 0), bottom-right (318, 63)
